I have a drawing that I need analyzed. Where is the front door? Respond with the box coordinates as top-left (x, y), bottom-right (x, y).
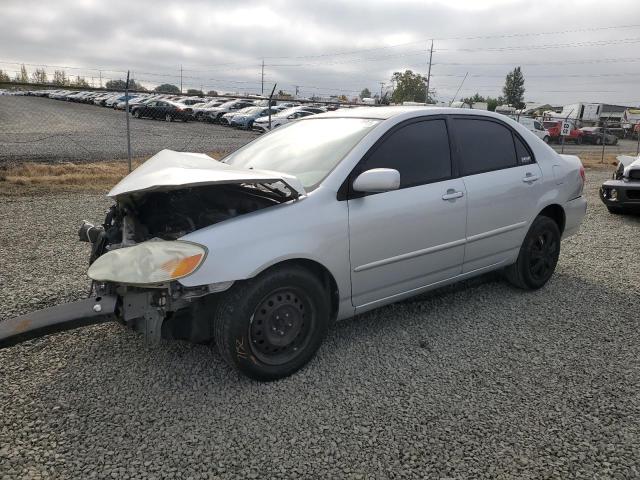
top-left (347, 118), bottom-right (468, 308)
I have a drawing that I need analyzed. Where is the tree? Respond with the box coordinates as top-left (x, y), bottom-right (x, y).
top-left (502, 67), bottom-right (525, 110)
top-left (52, 70), bottom-right (69, 86)
top-left (462, 92), bottom-right (485, 106)
top-left (207, 90), bottom-right (218, 96)
top-left (106, 79), bottom-right (144, 91)
top-left (390, 70), bottom-right (430, 104)
top-left (31, 68), bottom-right (48, 84)
top-left (0, 69), bottom-right (10, 82)
top-left (19, 64), bottom-right (28, 83)
top-left (338, 94), bottom-right (349, 103)
top-left (154, 83), bottom-right (180, 94)
top-left (187, 89), bottom-right (204, 97)
top-left (74, 76), bottom-right (89, 87)
top-left (359, 88), bottom-right (371, 99)
top-left (486, 96), bottom-right (502, 112)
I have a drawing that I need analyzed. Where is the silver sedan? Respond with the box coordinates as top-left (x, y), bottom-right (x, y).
top-left (2, 107), bottom-right (587, 381)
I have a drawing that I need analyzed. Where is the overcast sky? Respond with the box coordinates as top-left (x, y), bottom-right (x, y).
top-left (1, 0), bottom-right (640, 105)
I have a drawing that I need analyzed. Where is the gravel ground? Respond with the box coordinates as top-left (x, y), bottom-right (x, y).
top-left (1, 170), bottom-right (639, 479)
top-left (0, 96), bottom-right (257, 164)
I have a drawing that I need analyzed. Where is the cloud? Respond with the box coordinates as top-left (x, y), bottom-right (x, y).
top-left (1, 0), bottom-right (639, 104)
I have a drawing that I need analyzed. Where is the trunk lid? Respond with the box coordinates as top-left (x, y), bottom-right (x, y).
top-left (108, 149), bottom-right (305, 199)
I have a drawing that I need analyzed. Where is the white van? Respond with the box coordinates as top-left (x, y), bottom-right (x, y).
top-left (518, 117), bottom-right (550, 143)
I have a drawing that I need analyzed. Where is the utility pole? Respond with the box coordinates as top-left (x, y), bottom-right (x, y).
top-left (99, 70), bottom-right (102, 88)
top-left (180, 64), bottom-right (183, 93)
top-left (261, 59), bottom-right (265, 95)
top-left (379, 82), bottom-right (385, 104)
top-left (295, 85), bottom-right (299, 98)
top-left (425, 40), bottom-right (433, 104)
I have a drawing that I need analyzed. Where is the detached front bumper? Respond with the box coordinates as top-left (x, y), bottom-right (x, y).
top-left (0, 295), bottom-right (118, 349)
top-left (600, 180), bottom-right (640, 208)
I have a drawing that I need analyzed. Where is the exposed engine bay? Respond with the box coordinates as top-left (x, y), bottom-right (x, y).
top-left (79, 182), bottom-right (291, 263)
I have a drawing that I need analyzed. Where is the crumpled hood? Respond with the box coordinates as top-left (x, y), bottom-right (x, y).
top-left (108, 149), bottom-right (305, 198)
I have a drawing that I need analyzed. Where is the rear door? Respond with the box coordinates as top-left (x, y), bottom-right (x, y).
top-left (450, 116), bottom-right (543, 273)
top-left (347, 117), bottom-right (467, 308)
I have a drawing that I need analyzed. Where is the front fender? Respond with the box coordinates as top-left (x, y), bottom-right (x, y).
top-left (177, 187), bottom-right (351, 303)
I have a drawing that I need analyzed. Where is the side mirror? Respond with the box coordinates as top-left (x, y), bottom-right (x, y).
top-left (287, 114), bottom-right (296, 119)
top-left (352, 168), bottom-right (400, 193)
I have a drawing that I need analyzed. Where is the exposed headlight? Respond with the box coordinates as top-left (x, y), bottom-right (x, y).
top-left (88, 240), bottom-right (207, 285)
top-left (609, 188), bottom-right (618, 201)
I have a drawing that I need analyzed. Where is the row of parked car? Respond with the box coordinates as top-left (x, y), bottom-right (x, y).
top-left (517, 116), bottom-right (620, 146)
top-left (24, 89), bottom-right (334, 132)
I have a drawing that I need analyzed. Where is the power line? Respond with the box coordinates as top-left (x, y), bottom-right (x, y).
top-left (261, 23), bottom-right (640, 60)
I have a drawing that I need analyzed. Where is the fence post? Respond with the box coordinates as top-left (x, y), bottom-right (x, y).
top-left (601, 121), bottom-right (606, 164)
top-left (125, 70), bottom-right (132, 173)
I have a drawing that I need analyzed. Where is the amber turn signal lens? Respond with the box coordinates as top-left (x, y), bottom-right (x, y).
top-left (161, 254), bottom-right (203, 278)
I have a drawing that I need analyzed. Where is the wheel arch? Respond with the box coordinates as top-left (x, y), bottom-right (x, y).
top-left (537, 203), bottom-right (566, 234)
top-left (253, 258), bottom-right (340, 322)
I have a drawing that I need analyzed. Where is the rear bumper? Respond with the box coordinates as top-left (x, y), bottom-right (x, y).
top-left (563, 195), bottom-right (587, 239)
top-left (600, 180), bottom-right (640, 208)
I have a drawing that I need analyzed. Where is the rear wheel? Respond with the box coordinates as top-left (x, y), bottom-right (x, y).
top-left (504, 216), bottom-right (561, 290)
top-left (133, 110), bottom-right (140, 118)
top-left (213, 266), bottom-right (331, 381)
top-left (165, 113), bottom-right (173, 122)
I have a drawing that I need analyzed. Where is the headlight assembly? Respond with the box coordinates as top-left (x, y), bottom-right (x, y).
top-left (88, 240), bottom-right (207, 285)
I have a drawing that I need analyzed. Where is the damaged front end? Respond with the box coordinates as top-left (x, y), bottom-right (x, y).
top-left (1, 150), bottom-right (304, 349)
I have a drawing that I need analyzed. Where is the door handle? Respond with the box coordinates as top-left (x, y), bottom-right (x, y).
top-left (522, 173), bottom-right (540, 183)
top-left (442, 190), bottom-right (464, 201)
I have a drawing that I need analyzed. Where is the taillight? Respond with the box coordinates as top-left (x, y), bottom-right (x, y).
top-left (579, 165), bottom-right (585, 183)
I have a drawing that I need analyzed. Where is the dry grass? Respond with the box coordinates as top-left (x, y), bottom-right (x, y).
top-left (0, 149), bottom-right (622, 196)
top-left (0, 151), bottom-right (230, 196)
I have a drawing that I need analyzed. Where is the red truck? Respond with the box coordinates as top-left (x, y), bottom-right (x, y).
top-left (543, 120), bottom-right (583, 144)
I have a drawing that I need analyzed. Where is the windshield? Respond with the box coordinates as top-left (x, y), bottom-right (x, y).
top-left (223, 117), bottom-right (380, 189)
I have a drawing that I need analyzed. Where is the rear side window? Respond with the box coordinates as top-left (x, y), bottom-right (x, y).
top-left (454, 118), bottom-right (518, 176)
top-left (514, 135), bottom-right (533, 165)
top-left (361, 119), bottom-right (451, 188)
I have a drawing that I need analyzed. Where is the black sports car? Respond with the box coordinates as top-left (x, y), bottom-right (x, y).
top-left (130, 100), bottom-right (193, 122)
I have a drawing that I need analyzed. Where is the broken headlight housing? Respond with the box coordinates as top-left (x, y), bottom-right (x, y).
top-left (87, 240), bottom-right (207, 286)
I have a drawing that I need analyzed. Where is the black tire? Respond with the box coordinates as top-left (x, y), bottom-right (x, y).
top-left (543, 136), bottom-right (550, 144)
top-left (504, 216), bottom-right (561, 290)
top-left (213, 266), bottom-right (331, 381)
top-left (596, 137), bottom-right (602, 145)
top-left (133, 110), bottom-right (140, 118)
top-left (165, 113), bottom-right (173, 122)
top-left (607, 206), bottom-right (624, 214)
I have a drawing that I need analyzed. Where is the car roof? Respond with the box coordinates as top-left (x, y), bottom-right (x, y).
top-left (312, 106), bottom-right (514, 121)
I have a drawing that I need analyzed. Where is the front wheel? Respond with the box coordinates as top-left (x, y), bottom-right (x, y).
top-left (504, 216), bottom-right (561, 290)
top-left (213, 266), bottom-right (331, 381)
top-left (165, 114), bottom-right (173, 122)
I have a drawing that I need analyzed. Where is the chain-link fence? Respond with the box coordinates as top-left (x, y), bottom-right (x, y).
top-left (2, 81), bottom-right (638, 171)
top-left (0, 81), bottom-right (354, 169)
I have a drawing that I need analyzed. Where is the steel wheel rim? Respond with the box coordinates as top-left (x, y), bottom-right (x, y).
top-left (248, 288), bottom-right (316, 366)
top-left (528, 230), bottom-right (558, 282)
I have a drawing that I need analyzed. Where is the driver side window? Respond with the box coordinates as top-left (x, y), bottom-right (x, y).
top-left (357, 119), bottom-right (452, 189)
